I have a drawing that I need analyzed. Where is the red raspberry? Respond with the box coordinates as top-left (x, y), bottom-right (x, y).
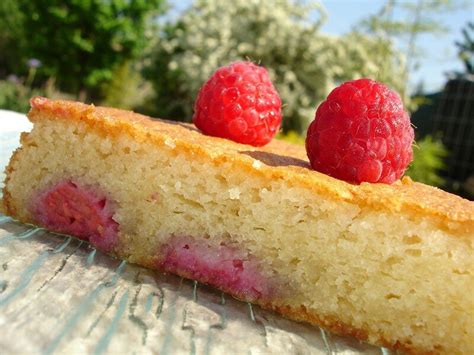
top-left (305, 78), bottom-right (414, 184)
top-left (193, 61), bottom-right (282, 146)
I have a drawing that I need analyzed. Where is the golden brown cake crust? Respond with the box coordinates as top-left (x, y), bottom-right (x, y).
top-left (264, 303), bottom-right (440, 354)
top-left (4, 96), bottom-right (474, 237)
top-left (3, 145), bottom-right (23, 218)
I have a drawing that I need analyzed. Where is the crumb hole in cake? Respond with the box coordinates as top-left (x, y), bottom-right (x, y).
top-left (216, 175), bottom-right (227, 184)
top-left (290, 257), bottom-right (301, 266)
top-left (385, 293), bottom-right (401, 300)
top-left (340, 232), bottom-right (357, 242)
top-left (406, 249), bottom-right (422, 257)
top-left (26, 142), bottom-right (39, 148)
top-left (452, 269), bottom-right (469, 275)
top-left (402, 235), bottom-right (422, 245)
top-left (231, 207), bottom-right (240, 216)
top-left (123, 146), bottom-right (131, 154)
top-left (146, 192), bottom-right (160, 203)
top-left (386, 256), bottom-right (402, 266)
top-left (174, 193), bottom-right (205, 211)
top-left (183, 215), bottom-right (194, 222)
top-left (260, 186), bottom-right (272, 193)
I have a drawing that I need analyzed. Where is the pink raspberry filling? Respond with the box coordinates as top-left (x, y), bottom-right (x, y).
top-left (32, 180), bottom-right (119, 252)
top-left (158, 236), bottom-right (275, 301)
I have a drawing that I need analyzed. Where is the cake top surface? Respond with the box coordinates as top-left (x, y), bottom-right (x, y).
top-left (28, 97), bottom-right (474, 235)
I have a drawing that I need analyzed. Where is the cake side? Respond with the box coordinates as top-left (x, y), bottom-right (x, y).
top-left (22, 97), bottom-right (474, 237)
top-left (3, 100), bottom-right (473, 354)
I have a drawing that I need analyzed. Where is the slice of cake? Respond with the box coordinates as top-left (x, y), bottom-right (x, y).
top-left (3, 97), bottom-right (473, 354)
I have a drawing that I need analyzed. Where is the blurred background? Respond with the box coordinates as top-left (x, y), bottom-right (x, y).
top-left (0, 0), bottom-right (472, 199)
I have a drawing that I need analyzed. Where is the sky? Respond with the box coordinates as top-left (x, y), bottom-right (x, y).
top-left (170, 0), bottom-right (473, 94)
top-left (320, 0), bottom-right (474, 94)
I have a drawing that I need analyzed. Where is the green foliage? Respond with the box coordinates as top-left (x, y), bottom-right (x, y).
top-left (276, 131), bottom-right (305, 145)
top-left (0, 80), bottom-right (34, 113)
top-left (144, 0), bottom-right (405, 133)
top-left (0, 76), bottom-right (72, 113)
top-left (0, 1), bottom-right (25, 78)
top-left (0, 64), bottom-right (43, 112)
top-left (406, 135), bottom-right (448, 186)
top-left (101, 61), bottom-right (153, 110)
top-left (0, 0), bottom-right (165, 99)
top-left (455, 22), bottom-right (474, 74)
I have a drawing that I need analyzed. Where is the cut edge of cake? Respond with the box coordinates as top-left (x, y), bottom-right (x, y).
top-left (2, 97), bottom-right (474, 354)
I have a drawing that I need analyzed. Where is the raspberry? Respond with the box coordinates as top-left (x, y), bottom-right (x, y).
top-left (158, 236), bottom-right (274, 301)
top-left (193, 61), bottom-right (282, 146)
top-left (305, 78), bottom-right (414, 184)
top-left (33, 180), bottom-right (119, 252)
